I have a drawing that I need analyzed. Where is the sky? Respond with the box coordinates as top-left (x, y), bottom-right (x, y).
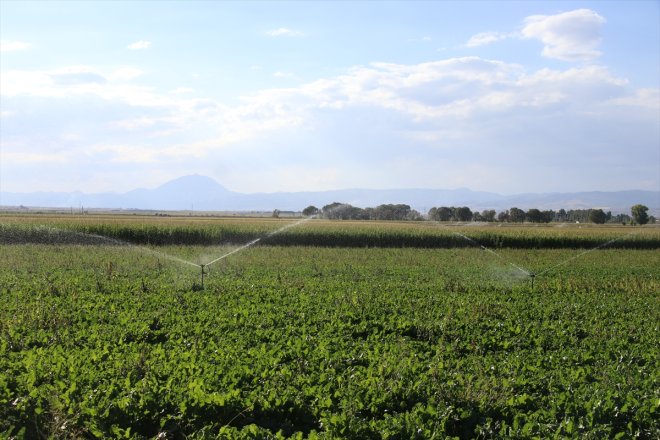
top-left (1, 0), bottom-right (659, 195)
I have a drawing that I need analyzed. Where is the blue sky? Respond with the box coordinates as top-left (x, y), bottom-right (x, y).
top-left (1, 0), bottom-right (658, 195)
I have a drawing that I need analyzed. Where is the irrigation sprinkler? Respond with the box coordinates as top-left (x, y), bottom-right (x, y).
top-left (430, 221), bottom-right (533, 279)
top-left (503, 230), bottom-right (640, 289)
top-left (190, 214), bottom-right (319, 291)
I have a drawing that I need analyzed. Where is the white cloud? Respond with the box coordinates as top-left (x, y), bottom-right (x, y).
top-left (109, 67), bottom-right (143, 81)
top-left (50, 66), bottom-right (107, 85)
top-left (273, 71), bottom-right (295, 78)
top-left (170, 87), bottom-right (194, 94)
top-left (127, 40), bottom-right (152, 50)
top-left (0, 66), bottom-right (141, 97)
top-left (2, 57), bottom-right (648, 139)
top-left (3, 152), bottom-right (72, 163)
top-left (464, 9), bottom-right (606, 62)
top-left (465, 32), bottom-right (510, 48)
top-left (521, 9), bottom-right (605, 61)
top-left (607, 88), bottom-right (660, 109)
top-left (112, 117), bottom-right (162, 131)
top-left (1, 65), bottom-right (166, 106)
top-left (266, 27), bottom-right (303, 37)
top-left (1, 70), bottom-right (63, 97)
top-left (219, 57), bottom-right (656, 190)
top-left (0, 40), bottom-right (31, 52)
top-left (90, 144), bottom-right (159, 163)
top-left (2, 56), bottom-right (657, 193)
top-left (89, 138), bottom-right (215, 164)
top-left (408, 36), bottom-right (432, 42)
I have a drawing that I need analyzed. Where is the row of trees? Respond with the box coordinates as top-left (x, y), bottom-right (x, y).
top-left (303, 203), bottom-right (423, 221)
top-left (429, 205), bottom-right (653, 224)
top-left (301, 203), bottom-right (653, 225)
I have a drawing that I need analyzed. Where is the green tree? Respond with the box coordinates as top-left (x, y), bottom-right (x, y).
top-left (526, 208), bottom-right (542, 223)
top-left (348, 206), bottom-right (369, 220)
top-left (556, 209), bottom-right (567, 222)
top-left (407, 209), bottom-right (424, 221)
top-left (497, 210), bottom-right (510, 222)
top-left (481, 210), bottom-right (496, 222)
top-left (509, 207), bottom-right (526, 223)
top-left (302, 205), bottom-right (319, 217)
top-left (375, 204), bottom-right (411, 221)
top-left (321, 203), bottom-right (366, 220)
top-left (612, 213), bottom-right (631, 224)
top-left (321, 202), bottom-right (345, 218)
top-left (455, 206), bottom-right (473, 222)
top-left (541, 210), bottom-right (555, 223)
top-left (429, 206), bottom-right (453, 221)
top-left (589, 209), bottom-right (607, 224)
top-left (631, 204), bottom-right (649, 225)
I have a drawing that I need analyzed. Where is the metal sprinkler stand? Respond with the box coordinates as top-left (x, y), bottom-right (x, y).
top-left (200, 264), bottom-right (206, 290)
top-left (529, 272), bottom-right (536, 289)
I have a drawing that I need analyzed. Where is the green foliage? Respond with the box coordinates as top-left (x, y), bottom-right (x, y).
top-left (525, 208), bottom-right (542, 223)
top-left (428, 206), bottom-right (473, 222)
top-left (302, 206), bottom-right (319, 217)
top-left (0, 215), bottom-right (659, 437)
top-left (2, 215), bottom-right (659, 249)
top-left (509, 207), bottom-right (526, 223)
top-left (589, 209), bottom-right (608, 224)
top-left (631, 204), bottom-right (649, 225)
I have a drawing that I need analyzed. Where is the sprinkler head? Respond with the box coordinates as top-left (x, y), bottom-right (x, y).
top-left (529, 272), bottom-right (536, 288)
top-left (199, 264), bottom-right (206, 290)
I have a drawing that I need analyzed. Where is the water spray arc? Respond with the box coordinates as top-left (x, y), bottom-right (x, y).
top-left (427, 222), bottom-right (645, 288)
top-left (12, 219), bottom-right (316, 291)
top-left (194, 214), bottom-right (318, 289)
top-left (459, 228), bottom-right (642, 291)
top-left (535, 230), bottom-right (641, 278)
top-left (18, 225), bottom-right (202, 269)
top-left (430, 221), bottom-right (535, 284)
top-left (203, 238), bottom-right (262, 268)
top-left (14, 214), bottom-right (645, 292)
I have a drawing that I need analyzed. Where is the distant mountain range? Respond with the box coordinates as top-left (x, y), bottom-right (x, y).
top-left (1, 174), bottom-right (658, 215)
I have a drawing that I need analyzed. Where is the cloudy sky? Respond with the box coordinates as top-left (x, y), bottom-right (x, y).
top-left (1, 0), bottom-right (658, 195)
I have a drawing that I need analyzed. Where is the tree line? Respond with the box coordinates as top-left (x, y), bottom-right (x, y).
top-left (303, 203), bottom-right (423, 221)
top-left (300, 203), bottom-right (653, 225)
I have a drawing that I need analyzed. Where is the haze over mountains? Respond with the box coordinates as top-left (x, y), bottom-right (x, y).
top-left (1, 175), bottom-right (658, 215)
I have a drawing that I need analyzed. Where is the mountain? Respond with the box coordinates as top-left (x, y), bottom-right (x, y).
top-left (492, 191), bottom-right (660, 213)
top-left (119, 175), bottom-right (234, 209)
top-left (1, 174), bottom-right (658, 215)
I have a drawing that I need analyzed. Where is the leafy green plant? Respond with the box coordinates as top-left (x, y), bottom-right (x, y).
top-left (1, 216), bottom-right (658, 438)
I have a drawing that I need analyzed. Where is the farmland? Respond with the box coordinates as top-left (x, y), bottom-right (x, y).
top-left (1, 214), bottom-right (659, 438)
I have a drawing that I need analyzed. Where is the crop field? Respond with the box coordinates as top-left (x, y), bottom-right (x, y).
top-left (1, 215), bottom-right (659, 439)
